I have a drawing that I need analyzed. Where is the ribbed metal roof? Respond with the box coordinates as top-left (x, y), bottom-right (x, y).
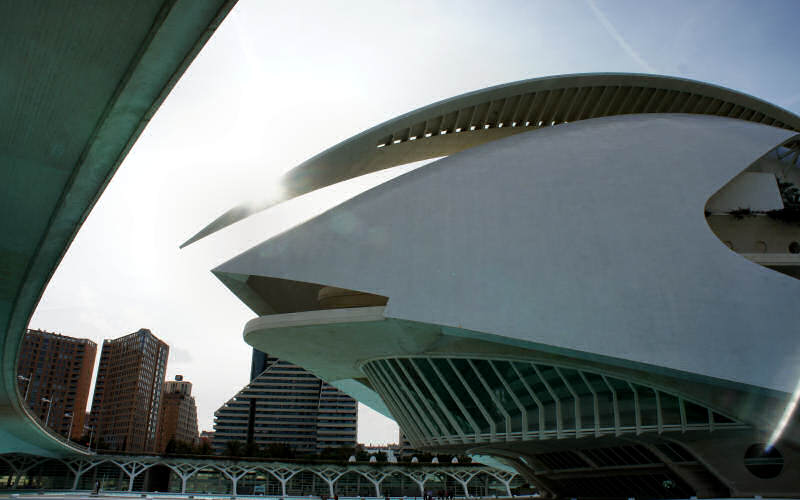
top-left (183, 73), bottom-right (800, 247)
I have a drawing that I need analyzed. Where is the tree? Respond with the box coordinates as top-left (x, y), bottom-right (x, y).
top-left (243, 441), bottom-right (261, 458)
top-left (262, 442), bottom-right (295, 459)
top-left (165, 439), bottom-right (178, 455)
top-left (196, 440), bottom-right (213, 456)
top-left (320, 446), bottom-right (354, 461)
top-left (224, 440), bottom-right (244, 457)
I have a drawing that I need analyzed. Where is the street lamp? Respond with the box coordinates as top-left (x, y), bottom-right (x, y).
top-left (17, 374), bottom-right (31, 402)
top-left (85, 425), bottom-right (95, 452)
top-left (65, 412), bottom-right (74, 440)
top-left (41, 397), bottom-right (54, 427)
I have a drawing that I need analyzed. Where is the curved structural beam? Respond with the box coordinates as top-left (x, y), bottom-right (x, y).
top-left (0, 0), bottom-right (238, 456)
top-left (183, 73), bottom-right (800, 247)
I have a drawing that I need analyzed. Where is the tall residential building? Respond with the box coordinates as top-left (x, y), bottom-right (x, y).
top-left (16, 329), bottom-right (96, 440)
top-left (213, 351), bottom-right (357, 455)
top-left (88, 328), bottom-right (169, 453)
top-left (156, 375), bottom-right (200, 452)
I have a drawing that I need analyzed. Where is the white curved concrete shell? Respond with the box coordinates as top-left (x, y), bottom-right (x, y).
top-left (205, 75), bottom-right (800, 498)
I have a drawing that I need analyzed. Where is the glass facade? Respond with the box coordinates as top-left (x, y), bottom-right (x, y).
top-left (363, 357), bottom-right (747, 447)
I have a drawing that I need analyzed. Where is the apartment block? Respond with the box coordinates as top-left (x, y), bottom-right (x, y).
top-left (16, 329), bottom-right (97, 440)
top-left (213, 350), bottom-right (357, 455)
top-left (156, 375), bottom-right (200, 452)
top-left (88, 328), bottom-right (168, 453)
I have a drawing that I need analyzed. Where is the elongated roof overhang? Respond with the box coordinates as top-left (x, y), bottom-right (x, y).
top-left (0, 0), bottom-right (237, 457)
top-left (183, 73), bottom-right (800, 247)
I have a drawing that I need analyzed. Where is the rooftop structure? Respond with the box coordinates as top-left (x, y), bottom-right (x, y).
top-left (0, 0), bottom-right (237, 456)
top-left (195, 74), bottom-right (800, 498)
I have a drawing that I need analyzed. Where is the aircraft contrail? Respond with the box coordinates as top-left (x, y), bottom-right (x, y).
top-left (586, 0), bottom-right (657, 74)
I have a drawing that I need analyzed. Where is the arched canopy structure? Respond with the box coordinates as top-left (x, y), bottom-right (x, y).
top-left (0, 453), bottom-right (519, 497)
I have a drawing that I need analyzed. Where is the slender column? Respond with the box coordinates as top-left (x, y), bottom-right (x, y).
top-left (489, 361), bottom-right (529, 440)
top-left (601, 376), bottom-right (621, 436)
top-left (427, 359), bottom-right (482, 442)
top-left (402, 471), bottom-right (428, 498)
top-left (531, 364), bottom-right (562, 439)
top-left (467, 360), bottom-right (512, 439)
top-left (358, 470), bottom-right (387, 498)
top-left (217, 466), bottom-right (252, 496)
top-left (655, 390), bottom-right (664, 434)
top-left (279, 478), bottom-right (288, 497)
top-left (368, 363), bottom-right (429, 445)
top-left (446, 359), bottom-right (496, 439)
top-left (266, 467), bottom-right (299, 498)
top-left (578, 371), bottom-right (601, 437)
top-left (395, 358), bottom-right (453, 444)
top-left (111, 460), bottom-right (153, 492)
top-left (65, 459), bottom-right (96, 490)
top-left (409, 358), bottom-right (468, 442)
top-left (319, 468), bottom-right (345, 497)
top-left (554, 367), bottom-right (581, 437)
top-left (384, 360), bottom-right (441, 443)
top-left (444, 471), bottom-right (476, 499)
top-left (510, 363), bottom-right (546, 439)
top-left (628, 382), bottom-right (642, 435)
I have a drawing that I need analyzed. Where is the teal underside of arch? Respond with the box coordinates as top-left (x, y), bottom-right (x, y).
top-left (0, 0), bottom-right (237, 456)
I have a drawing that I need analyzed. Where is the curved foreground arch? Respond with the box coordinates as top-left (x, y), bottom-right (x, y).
top-left (0, 0), bottom-right (238, 456)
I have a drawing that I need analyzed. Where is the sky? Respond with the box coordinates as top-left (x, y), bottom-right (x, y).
top-left (30, 0), bottom-right (800, 445)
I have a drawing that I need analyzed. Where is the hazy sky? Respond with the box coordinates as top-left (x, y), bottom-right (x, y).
top-left (30, 0), bottom-right (800, 445)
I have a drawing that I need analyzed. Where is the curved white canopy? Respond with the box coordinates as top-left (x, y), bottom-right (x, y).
top-left (183, 73), bottom-right (800, 247)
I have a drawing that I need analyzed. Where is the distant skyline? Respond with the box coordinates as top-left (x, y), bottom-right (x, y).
top-left (30, 0), bottom-right (800, 444)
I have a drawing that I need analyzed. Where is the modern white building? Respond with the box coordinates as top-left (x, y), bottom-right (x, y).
top-left (187, 74), bottom-right (800, 498)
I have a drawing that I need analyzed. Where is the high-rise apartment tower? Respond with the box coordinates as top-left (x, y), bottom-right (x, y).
top-left (88, 328), bottom-right (168, 453)
top-left (156, 374), bottom-right (200, 452)
top-left (16, 329), bottom-right (96, 440)
top-left (213, 351), bottom-right (357, 455)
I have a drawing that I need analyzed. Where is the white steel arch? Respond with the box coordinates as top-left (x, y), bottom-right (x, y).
top-left (0, 453), bottom-right (518, 498)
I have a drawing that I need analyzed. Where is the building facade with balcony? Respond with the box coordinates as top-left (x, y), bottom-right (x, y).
top-left (213, 351), bottom-right (357, 455)
top-left (187, 74), bottom-right (800, 497)
top-left (16, 329), bottom-right (96, 441)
